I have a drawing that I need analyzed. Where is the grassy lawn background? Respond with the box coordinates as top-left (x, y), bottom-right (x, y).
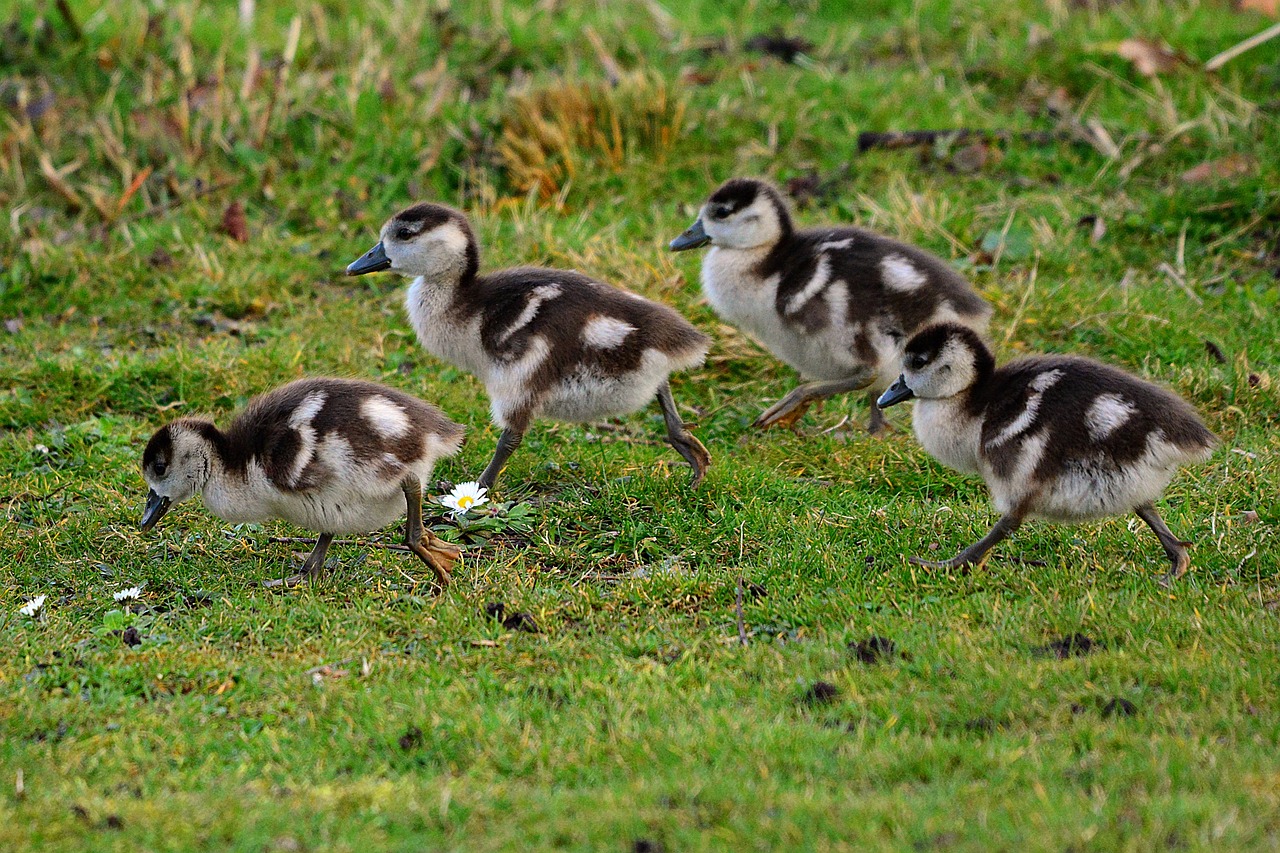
top-left (2, 0), bottom-right (1279, 849)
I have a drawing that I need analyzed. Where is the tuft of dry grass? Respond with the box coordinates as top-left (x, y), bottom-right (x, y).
top-left (497, 71), bottom-right (686, 200)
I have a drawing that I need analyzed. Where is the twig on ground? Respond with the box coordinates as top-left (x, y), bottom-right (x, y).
top-left (37, 153), bottom-right (87, 212)
top-left (583, 25), bottom-right (622, 87)
top-left (1157, 261), bottom-right (1204, 305)
top-left (305, 658), bottom-right (353, 676)
top-left (856, 129), bottom-right (1056, 152)
top-left (736, 574), bottom-right (747, 646)
top-left (736, 523), bottom-right (748, 647)
top-left (1205, 22), bottom-right (1280, 72)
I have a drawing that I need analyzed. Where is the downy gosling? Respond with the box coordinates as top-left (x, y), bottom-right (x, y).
top-left (140, 378), bottom-right (465, 589)
top-left (346, 202), bottom-right (711, 489)
top-left (877, 324), bottom-right (1216, 583)
top-left (671, 177), bottom-right (991, 433)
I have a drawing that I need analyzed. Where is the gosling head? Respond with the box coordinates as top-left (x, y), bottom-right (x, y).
top-left (346, 202), bottom-right (478, 281)
top-left (877, 323), bottom-right (995, 409)
top-left (140, 420), bottom-right (216, 531)
top-left (670, 178), bottom-right (792, 252)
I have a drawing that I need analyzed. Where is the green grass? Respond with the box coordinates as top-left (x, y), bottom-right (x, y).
top-left (3, 0), bottom-right (1280, 849)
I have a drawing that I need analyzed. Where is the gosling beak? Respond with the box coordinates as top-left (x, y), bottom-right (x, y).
top-left (876, 376), bottom-right (915, 409)
top-left (346, 241), bottom-right (391, 276)
top-left (669, 218), bottom-right (711, 252)
top-left (139, 489), bottom-right (172, 532)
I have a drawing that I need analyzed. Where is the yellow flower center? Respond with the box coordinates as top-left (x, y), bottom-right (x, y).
top-left (457, 496), bottom-right (474, 510)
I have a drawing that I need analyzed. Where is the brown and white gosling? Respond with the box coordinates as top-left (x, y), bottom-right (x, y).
top-left (671, 177), bottom-right (991, 432)
top-left (346, 202), bottom-right (711, 489)
top-left (876, 324), bottom-right (1217, 582)
top-left (140, 378), bottom-right (465, 589)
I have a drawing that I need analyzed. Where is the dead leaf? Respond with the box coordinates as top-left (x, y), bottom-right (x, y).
top-left (949, 141), bottom-right (996, 174)
top-left (308, 665), bottom-right (348, 686)
top-left (220, 201), bottom-right (249, 242)
top-left (147, 248), bottom-right (175, 269)
top-left (1239, 0), bottom-right (1279, 17)
top-left (1117, 37), bottom-right (1181, 76)
top-left (1180, 154), bottom-right (1256, 183)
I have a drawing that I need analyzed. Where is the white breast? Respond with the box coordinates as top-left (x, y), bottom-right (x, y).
top-left (405, 277), bottom-right (488, 376)
top-left (912, 398), bottom-right (983, 475)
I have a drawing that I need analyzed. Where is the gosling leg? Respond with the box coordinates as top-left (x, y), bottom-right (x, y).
top-left (866, 387), bottom-right (887, 435)
top-left (656, 381), bottom-right (711, 487)
top-left (753, 373), bottom-right (872, 431)
top-left (910, 511), bottom-right (1024, 569)
top-left (477, 426), bottom-right (525, 491)
top-left (403, 475), bottom-right (460, 589)
top-left (264, 532), bottom-right (334, 588)
top-left (1135, 502), bottom-right (1193, 587)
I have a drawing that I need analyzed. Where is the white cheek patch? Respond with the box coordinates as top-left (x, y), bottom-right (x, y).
top-left (361, 396), bottom-right (412, 439)
top-left (880, 254), bottom-right (927, 291)
top-left (498, 284), bottom-right (562, 345)
top-left (433, 221), bottom-right (470, 256)
top-left (1085, 392), bottom-right (1137, 441)
top-left (706, 197), bottom-right (780, 249)
top-left (785, 255), bottom-right (832, 315)
top-left (581, 315), bottom-right (637, 349)
top-left (986, 369), bottom-right (1063, 449)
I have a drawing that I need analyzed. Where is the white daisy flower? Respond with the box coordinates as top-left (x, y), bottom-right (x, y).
top-left (113, 587), bottom-right (142, 602)
top-left (441, 481), bottom-right (489, 518)
top-left (19, 595), bottom-right (46, 618)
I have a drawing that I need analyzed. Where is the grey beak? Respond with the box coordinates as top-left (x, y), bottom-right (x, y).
top-left (669, 218), bottom-right (711, 252)
top-left (876, 376), bottom-right (915, 409)
top-left (346, 241), bottom-right (391, 276)
top-left (140, 489), bottom-right (172, 532)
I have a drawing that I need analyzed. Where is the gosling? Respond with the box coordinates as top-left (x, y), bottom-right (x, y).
top-left (671, 177), bottom-right (991, 432)
top-left (877, 323), bottom-right (1216, 583)
top-left (140, 378), bottom-right (465, 588)
top-left (347, 202), bottom-right (711, 489)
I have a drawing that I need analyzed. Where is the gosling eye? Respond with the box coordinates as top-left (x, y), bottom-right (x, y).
top-left (708, 204), bottom-right (732, 220)
top-left (153, 460), bottom-right (167, 477)
top-left (907, 353), bottom-right (929, 371)
top-left (394, 226), bottom-right (415, 241)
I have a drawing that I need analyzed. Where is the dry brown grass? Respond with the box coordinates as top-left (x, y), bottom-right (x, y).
top-left (497, 71), bottom-right (686, 200)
